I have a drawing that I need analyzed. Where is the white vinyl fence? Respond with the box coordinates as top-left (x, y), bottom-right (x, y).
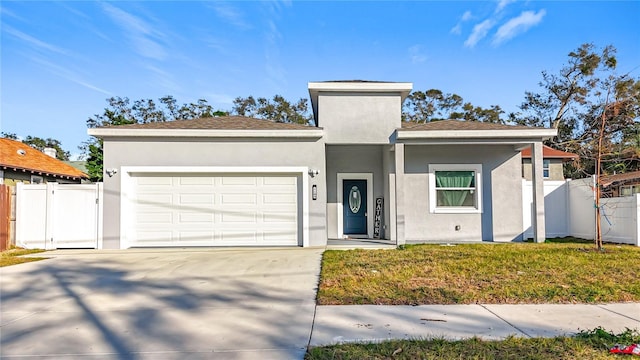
top-left (16, 182), bottom-right (103, 249)
top-left (523, 177), bottom-right (640, 246)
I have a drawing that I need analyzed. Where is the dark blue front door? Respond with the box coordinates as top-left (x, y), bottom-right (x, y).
top-left (343, 180), bottom-right (367, 235)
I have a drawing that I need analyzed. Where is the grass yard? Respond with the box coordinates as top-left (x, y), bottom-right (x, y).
top-left (0, 247), bottom-right (47, 267)
top-left (306, 328), bottom-right (640, 360)
top-left (317, 240), bottom-right (640, 305)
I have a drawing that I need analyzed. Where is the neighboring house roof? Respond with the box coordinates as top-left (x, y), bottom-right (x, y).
top-left (521, 145), bottom-right (578, 160)
top-left (600, 170), bottom-right (640, 188)
top-left (0, 138), bottom-right (88, 180)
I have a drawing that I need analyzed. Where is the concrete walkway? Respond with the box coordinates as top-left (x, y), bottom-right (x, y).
top-left (310, 303), bottom-right (640, 346)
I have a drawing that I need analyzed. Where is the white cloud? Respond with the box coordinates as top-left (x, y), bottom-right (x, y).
top-left (210, 2), bottom-right (250, 29)
top-left (450, 10), bottom-right (472, 35)
top-left (101, 3), bottom-right (167, 60)
top-left (408, 45), bottom-right (427, 64)
top-left (29, 55), bottom-right (112, 95)
top-left (3, 25), bottom-right (69, 55)
top-left (492, 9), bottom-right (546, 45)
top-left (464, 19), bottom-right (495, 48)
top-left (496, 0), bottom-right (516, 13)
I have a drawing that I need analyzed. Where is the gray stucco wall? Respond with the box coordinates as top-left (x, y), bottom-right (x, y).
top-left (102, 138), bottom-right (327, 249)
top-left (403, 144), bottom-right (523, 242)
top-left (325, 145), bottom-right (386, 239)
top-left (318, 94), bottom-right (402, 144)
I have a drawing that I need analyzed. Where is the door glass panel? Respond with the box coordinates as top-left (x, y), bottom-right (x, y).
top-left (349, 186), bottom-right (361, 213)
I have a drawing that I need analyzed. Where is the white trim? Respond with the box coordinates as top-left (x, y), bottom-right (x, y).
top-left (308, 81), bottom-right (413, 94)
top-left (89, 128), bottom-right (323, 139)
top-left (120, 166), bottom-right (309, 249)
top-left (428, 164), bottom-right (483, 214)
top-left (337, 173), bottom-right (374, 238)
top-left (396, 129), bottom-right (557, 140)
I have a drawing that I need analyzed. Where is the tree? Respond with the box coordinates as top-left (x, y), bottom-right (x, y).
top-left (83, 96), bottom-right (227, 181)
top-left (402, 89), bottom-right (505, 123)
top-left (515, 43), bottom-right (640, 178)
top-left (1, 132), bottom-right (70, 160)
top-left (231, 95), bottom-right (313, 125)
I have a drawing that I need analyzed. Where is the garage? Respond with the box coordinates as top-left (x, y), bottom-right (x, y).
top-left (127, 173), bottom-right (300, 247)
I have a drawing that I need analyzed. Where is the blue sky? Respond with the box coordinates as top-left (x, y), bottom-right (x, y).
top-left (1, 1), bottom-right (639, 159)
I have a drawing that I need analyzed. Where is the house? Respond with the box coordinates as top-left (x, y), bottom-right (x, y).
top-left (521, 145), bottom-right (578, 180)
top-left (0, 138), bottom-right (88, 185)
top-left (600, 170), bottom-right (640, 197)
top-left (88, 81), bottom-right (556, 249)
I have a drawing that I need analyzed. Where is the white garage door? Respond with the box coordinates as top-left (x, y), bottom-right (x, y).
top-left (129, 174), bottom-right (298, 247)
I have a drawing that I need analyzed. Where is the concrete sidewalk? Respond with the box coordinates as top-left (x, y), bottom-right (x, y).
top-left (309, 303), bottom-right (640, 346)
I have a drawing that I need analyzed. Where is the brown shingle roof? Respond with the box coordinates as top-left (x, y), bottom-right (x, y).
top-left (100, 116), bottom-right (319, 130)
top-left (400, 120), bottom-right (535, 131)
top-left (0, 138), bottom-right (88, 179)
top-left (600, 171), bottom-right (640, 187)
top-left (521, 145), bottom-right (579, 159)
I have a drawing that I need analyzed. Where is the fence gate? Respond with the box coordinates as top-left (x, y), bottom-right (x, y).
top-left (16, 183), bottom-right (102, 249)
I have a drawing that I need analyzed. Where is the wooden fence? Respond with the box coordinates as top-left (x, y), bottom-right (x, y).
top-left (0, 184), bottom-right (11, 251)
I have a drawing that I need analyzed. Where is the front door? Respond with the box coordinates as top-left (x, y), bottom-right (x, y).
top-left (343, 179), bottom-right (367, 235)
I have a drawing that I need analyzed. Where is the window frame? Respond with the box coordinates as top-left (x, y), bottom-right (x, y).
top-left (542, 159), bottom-right (550, 179)
top-left (428, 164), bottom-right (482, 214)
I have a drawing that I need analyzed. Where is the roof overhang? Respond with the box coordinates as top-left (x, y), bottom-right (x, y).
top-left (88, 128), bottom-right (324, 139)
top-left (394, 128), bottom-right (557, 146)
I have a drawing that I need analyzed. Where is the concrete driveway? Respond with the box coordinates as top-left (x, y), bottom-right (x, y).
top-left (0, 248), bottom-right (324, 359)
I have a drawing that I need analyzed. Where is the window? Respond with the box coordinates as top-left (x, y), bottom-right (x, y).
top-left (30, 175), bottom-right (43, 184)
top-left (543, 159), bottom-right (550, 178)
top-left (620, 185), bottom-right (640, 197)
top-left (429, 164), bottom-right (482, 213)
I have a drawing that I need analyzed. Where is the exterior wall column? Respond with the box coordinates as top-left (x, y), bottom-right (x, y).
top-left (394, 143), bottom-right (405, 246)
top-left (531, 142), bottom-right (546, 243)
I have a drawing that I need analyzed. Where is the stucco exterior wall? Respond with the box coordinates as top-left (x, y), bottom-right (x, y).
top-left (102, 138), bottom-right (327, 249)
top-left (318, 93), bottom-right (402, 144)
top-left (325, 145), bottom-right (385, 239)
top-left (522, 158), bottom-right (565, 180)
top-left (403, 144), bottom-right (523, 242)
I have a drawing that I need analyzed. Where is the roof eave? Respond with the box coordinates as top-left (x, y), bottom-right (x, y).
top-left (395, 128), bottom-right (558, 141)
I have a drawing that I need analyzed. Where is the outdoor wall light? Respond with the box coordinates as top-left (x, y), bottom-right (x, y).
top-left (105, 168), bottom-right (118, 177)
top-left (308, 169), bottom-right (319, 177)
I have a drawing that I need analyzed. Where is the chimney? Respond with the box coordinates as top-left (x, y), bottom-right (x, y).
top-left (44, 147), bottom-right (57, 158)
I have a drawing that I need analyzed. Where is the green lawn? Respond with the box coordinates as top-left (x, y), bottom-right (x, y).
top-left (317, 241), bottom-right (640, 305)
top-left (306, 328), bottom-right (640, 360)
top-left (0, 247), bottom-right (47, 267)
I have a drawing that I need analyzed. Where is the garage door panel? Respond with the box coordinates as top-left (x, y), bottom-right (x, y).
top-left (263, 211), bottom-right (296, 223)
top-left (130, 174), bottom-right (298, 247)
top-left (222, 177), bottom-right (257, 186)
top-left (137, 212), bottom-right (173, 224)
top-left (179, 194), bottom-right (214, 204)
top-left (221, 193), bottom-right (257, 205)
top-left (179, 212), bottom-right (214, 223)
top-left (180, 177), bottom-right (215, 185)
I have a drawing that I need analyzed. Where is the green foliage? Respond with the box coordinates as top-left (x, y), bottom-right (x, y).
top-left (231, 95), bottom-right (313, 125)
top-left (402, 89), bottom-right (505, 123)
